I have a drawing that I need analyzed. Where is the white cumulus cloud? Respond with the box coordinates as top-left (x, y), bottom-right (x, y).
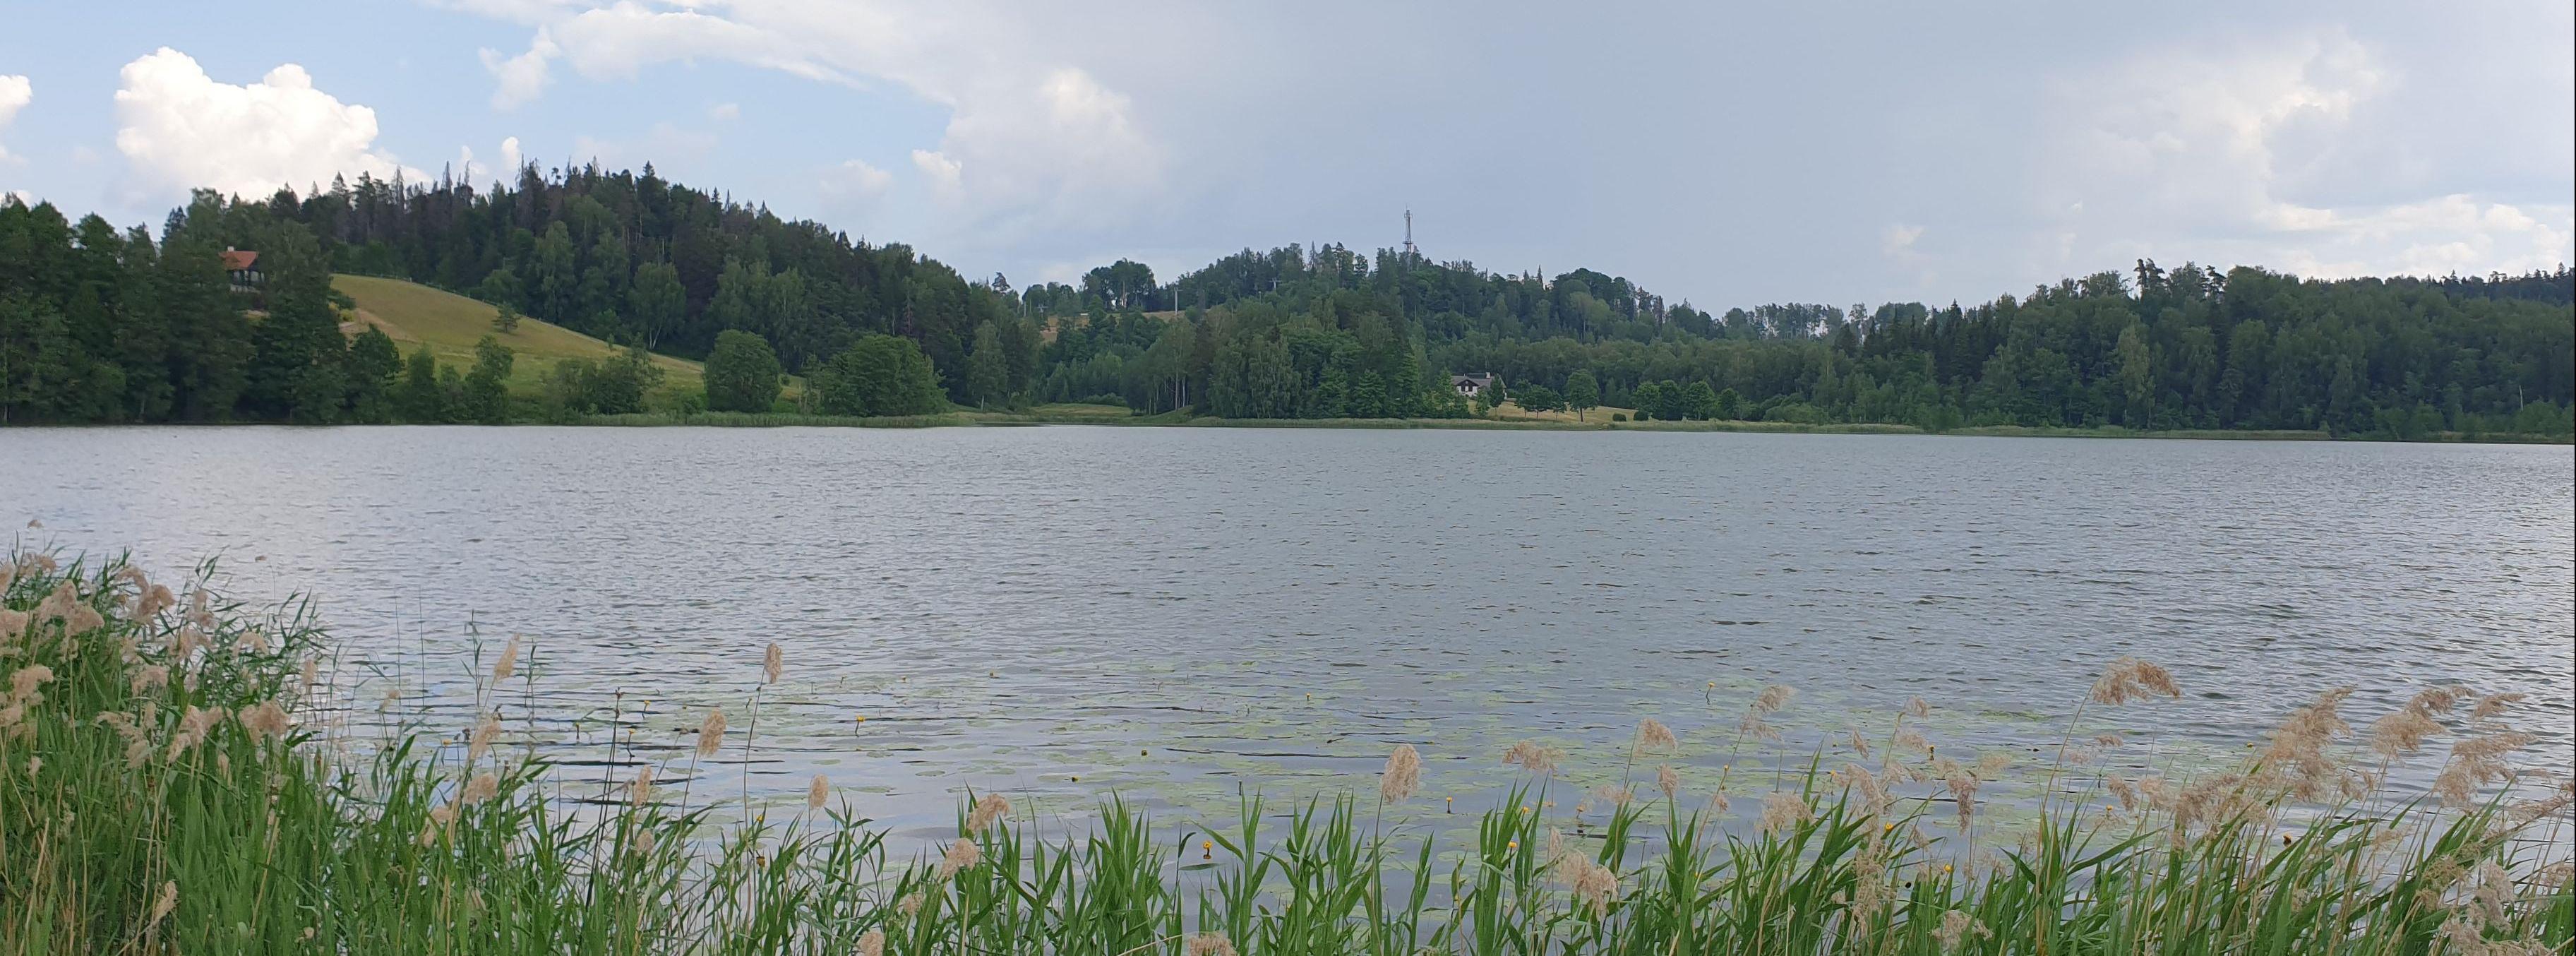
top-left (2031, 29), bottom-right (2571, 280)
top-left (466, 1), bottom-right (1164, 238)
top-left (480, 32), bottom-right (560, 109)
top-left (114, 48), bottom-right (419, 199)
top-left (910, 149), bottom-right (961, 196)
top-left (818, 157), bottom-right (894, 219)
top-left (0, 75), bottom-right (30, 162)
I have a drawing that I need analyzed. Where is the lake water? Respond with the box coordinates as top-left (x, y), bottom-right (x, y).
top-left (4, 426), bottom-right (2570, 844)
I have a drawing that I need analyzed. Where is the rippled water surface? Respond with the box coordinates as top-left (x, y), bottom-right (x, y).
top-left (5, 426), bottom-right (2570, 841)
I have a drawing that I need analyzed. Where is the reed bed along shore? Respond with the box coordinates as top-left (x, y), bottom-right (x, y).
top-left (2, 549), bottom-right (2569, 955)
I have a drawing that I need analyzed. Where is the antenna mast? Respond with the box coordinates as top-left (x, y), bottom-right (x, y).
top-left (1403, 209), bottom-right (1418, 260)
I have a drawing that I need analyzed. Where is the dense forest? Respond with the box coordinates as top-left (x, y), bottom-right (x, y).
top-left (2, 164), bottom-right (2570, 438)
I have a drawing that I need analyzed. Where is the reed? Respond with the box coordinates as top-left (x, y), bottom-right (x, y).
top-left (1, 548), bottom-right (2568, 955)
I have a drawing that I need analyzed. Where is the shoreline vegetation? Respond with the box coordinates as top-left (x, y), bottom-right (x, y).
top-left (5, 182), bottom-right (2572, 446)
top-left (5, 549), bottom-right (2570, 954)
top-left (572, 407), bottom-right (2402, 441)
top-left (594, 405), bottom-right (2553, 443)
top-left (16, 398), bottom-right (2576, 443)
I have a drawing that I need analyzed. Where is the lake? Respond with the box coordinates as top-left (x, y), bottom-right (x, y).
top-left (4, 426), bottom-right (2570, 843)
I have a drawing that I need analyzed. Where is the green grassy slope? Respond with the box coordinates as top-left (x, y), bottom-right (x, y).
top-left (333, 274), bottom-right (709, 404)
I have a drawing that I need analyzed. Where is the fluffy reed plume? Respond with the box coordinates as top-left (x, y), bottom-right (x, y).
top-left (695, 708), bottom-right (726, 758)
top-left (628, 765), bottom-right (655, 807)
top-left (148, 880), bottom-right (177, 928)
top-left (855, 929), bottom-right (885, 956)
top-left (936, 837), bottom-right (983, 879)
top-left (1760, 791), bottom-right (1813, 834)
top-left (2107, 774), bottom-right (2140, 811)
top-left (1185, 933), bottom-right (1239, 956)
top-left (9, 663), bottom-right (55, 705)
top-left (2469, 692), bottom-right (2524, 724)
top-left (2371, 707), bottom-right (2443, 758)
top-left (65, 602), bottom-right (106, 636)
top-left (169, 625), bottom-right (204, 658)
top-left (2473, 860), bottom-right (2515, 924)
top-left (2434, 916), bottom-right (2489, 955)
top-left (1635, 717), bottom-right (1677, 753)
top-left (298, 656), bottom-right (318, 691)
top-left (467, 713), bottom-right (501, 765)
top-left (31, 582), bottom-right (76, 627)
top-left (2433, 730), bottom-right (2535, 807)
top-left (164, 705), bottom-right (222, 760)
top-left (2090, 657), bottom-right (2181, 705)
top-left (1737, 712), bottom-right (1781, 743)
top-left (966, 793), bottom-right (1011, 832)
top-left (1976, 751), bottom-right (2011, 777)
top-left (1935, 909), bottom-right (1993, 950)
top-left (762, 642), bottom-right (783, 684)
top-left (1837, 763), bottom-right (1892, 817)
top-left (1502, 740), bottom-right (1562, 776)
top-left (1379, 743), bottom-right (1422, 803)
top-left (1845, 728), bottom-right (1872, 760)
top-left (807, 774), bottom-right (829, 811)
top-left (2509, 782), bottom-right (2575, 828)
top-left (2257, 686), bottom-right (2354, 799)
top-left (1946, 767), bottom-right (1982, 827)
top-left (2406, 683), bottom-right (2469, 717)
top-left (1656, 765), bottom-right (1681, 800)
top-left (492, 635), bottom-right (520, 682)
top-left (1905, 696), bottom-right (1933, 719)
top-left (1753, 685), bottom-right (1795, 713)
top-left (1593, 784), bottom-right (1636, 807)
top-left (897, 892), bottom-right (924, 917)
top-left (1557, 852), bottom-right (1619, 916)
top-left (185, 588), bottom-right (212, 630)
top-left (2168, 774), bottom-right (2251, 837)
top-left (1892, 727), bottom-right (1931, 758)
top-left (462, 772), bottom-right (500, 805)
top-left (96, 711), bottom-right (154, 768)
top-left (136, 583), bottom-right (174, 621)
top-left (237, 700), bottom-right (292, 743)
top-left (0, 609), bottom-right (24, 638)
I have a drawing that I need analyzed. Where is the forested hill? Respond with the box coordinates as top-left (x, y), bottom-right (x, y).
top-left (1, 165), bottom-right (2570, 438)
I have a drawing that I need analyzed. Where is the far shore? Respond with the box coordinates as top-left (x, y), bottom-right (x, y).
top-left (562, 405), bottom-right (2572, 444)
top-left (13, 402), bottom-right (2568, 443)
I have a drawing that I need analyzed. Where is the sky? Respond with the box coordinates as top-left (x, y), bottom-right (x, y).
top-left (1, 1), bottom-right (2570, 309)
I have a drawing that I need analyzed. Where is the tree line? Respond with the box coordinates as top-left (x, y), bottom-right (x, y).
top-left (3, 165), bottom-right (2568, 438)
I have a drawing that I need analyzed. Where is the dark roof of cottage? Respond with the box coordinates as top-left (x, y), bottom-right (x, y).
top-left (1454, 372), bottom-right (1494, 384)
top-left (220, 249), bottom-right (259, 271)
